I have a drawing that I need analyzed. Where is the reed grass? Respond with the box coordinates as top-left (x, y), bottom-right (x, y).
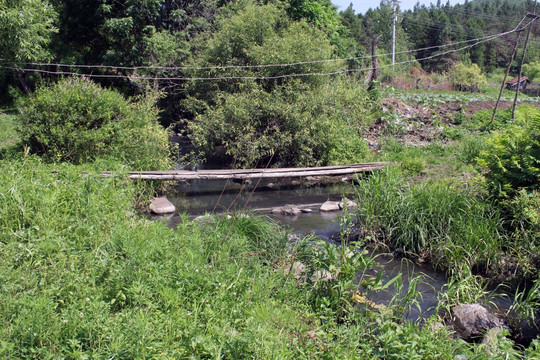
top-left (354, 167), bottom-right (503, 278)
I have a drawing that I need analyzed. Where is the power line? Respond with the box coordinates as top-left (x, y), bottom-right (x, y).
top-left (1, 26), bottom-right (525, 83)
top-left (0, 24), bottom-right (530, 73)
top-left (0, 17), bottom-right (534, 83)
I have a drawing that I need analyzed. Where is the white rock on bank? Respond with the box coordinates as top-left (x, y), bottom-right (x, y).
top-left (339, 198), bottom-right (357, 210)
top-left (320, 201), bottom-right (340, 212)
top-left (149, 196), bottom-right (176, 214)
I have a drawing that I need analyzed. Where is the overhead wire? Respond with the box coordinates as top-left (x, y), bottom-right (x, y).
top-left (0, 20), bottom-right (531, 73)
top-left (0, 16), bottom-right (535, 83)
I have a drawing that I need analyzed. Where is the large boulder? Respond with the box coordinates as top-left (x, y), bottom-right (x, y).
top-left (272, 204), bottom-right (301, 216)
top-left (339, 198), bottom-right (357, 210)
top-left (451, 304), bottom-right (507, 341)
top-left (320, 201), bottom-right (340, 212)
top-left (149, 197), bottom-right (176, 214)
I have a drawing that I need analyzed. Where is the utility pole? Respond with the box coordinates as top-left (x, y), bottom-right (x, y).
top-left (392, 0), bottom-right (400, 66)
top-left (512, 0), bottom-right (538, 119)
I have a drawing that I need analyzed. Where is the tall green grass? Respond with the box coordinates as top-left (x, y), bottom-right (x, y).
top-left (0, 111), bottom-right (18, 150)
top-left (0, 157), bottom-right (495, 358)
top-left (0, 157), bottom-right (307, 358)
top-left (354, 167), bottom-right (503, 278)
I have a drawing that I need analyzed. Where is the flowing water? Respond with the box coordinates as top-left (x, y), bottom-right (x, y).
top-left (158, 177), bottom-right (451, 320)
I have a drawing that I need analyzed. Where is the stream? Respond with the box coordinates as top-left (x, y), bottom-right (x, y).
top-left (155, 177), bottom-right (454, 321)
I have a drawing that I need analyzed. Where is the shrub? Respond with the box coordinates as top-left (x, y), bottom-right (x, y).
top-left (447, 62), bottom-right (487, 92)
top-left (523, 61), bottom-right (540, 82)
top-left (188, 78), bottom-right (373, 167)
top-left (478, 106), bottom-right (540, 197)
top-left (18, 77), bottom-right (173, 170)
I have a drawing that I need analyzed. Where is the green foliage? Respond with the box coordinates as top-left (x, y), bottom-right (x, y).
top-left (523, 61), bottom-right (540, 82)
top-left (436, 274), bottom-right (493, 316)
top-left (0, 157), bottom-right (494, 358)
top-left (18, 77), bottom-right (172, 170)
top-left (448, 62), bottom-right (487, 92)
top-left (0, 111), bottom-right (18, 150)
top-left (354, 167), bottom-right (503, 278)
top-left (478, 106), bottom-right (540, 197)
top-left (454, 134), bottom-right (490, 165)
top-left (467, 107), bottom-right (513, 131)
top-left (509, 278), bottom-right (540, 331)
top-left (285, 0), bottom-right (353, 55)
top-left (187, 3), bottom-right (342, 103)
top-left (0, 0), bottom-right (57, 63)
top-left (0, 158), bottom-right (306, 358)
top-left (188, 78), bottom-right (373, 167)
top-left (505, 190), bottom-right (540, 248)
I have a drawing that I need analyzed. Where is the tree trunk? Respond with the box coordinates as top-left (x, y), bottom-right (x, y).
top-left (15, 69), bottom-right (31, 95)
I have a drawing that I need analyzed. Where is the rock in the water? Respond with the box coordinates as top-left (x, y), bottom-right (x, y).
top-left (301, 208), bottom-right (313, 213)
top-left (451, 304), bottom-right (506, 341)
top-left (320, 201), bottom-right (340, 212)
top-left (149, 197), bottom-right (176, 214)
top-left (272, 204), bottom-right (301, 216)
top-left (339, 198), bottom-right (357, 210)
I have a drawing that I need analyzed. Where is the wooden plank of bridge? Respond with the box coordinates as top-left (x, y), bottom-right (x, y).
top-left (111, 162), bottom-right (391, 181)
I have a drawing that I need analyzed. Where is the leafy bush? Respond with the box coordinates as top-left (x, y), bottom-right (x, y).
top-left (186, 3), bottom-right (341, 103)
top-left (189, 78), bottom-right (373, 167)
top-left (447, 62), bottom-right (487, 92)
top-left (523, 61), bottom-right (540, 82)
top-left (18, 77), bottom-right (173, 170)
top-left (478, 106), bottom-right (540, 197)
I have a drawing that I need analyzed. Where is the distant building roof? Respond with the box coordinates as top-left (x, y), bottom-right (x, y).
top-left (506, 76), bottom-right (530, 85)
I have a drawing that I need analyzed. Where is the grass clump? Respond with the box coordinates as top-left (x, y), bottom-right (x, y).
top-left (0, 110), bottom-right (18, 150)
top-left (354, 167), bottom-right (502, 278)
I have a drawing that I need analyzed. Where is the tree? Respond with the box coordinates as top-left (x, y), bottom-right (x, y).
top-left (185, 4), bottom-right (340, 103)
top-left (447, 62), bottom-right (487, 92)
top-left (285, 0), bottom-right (353, 55)
top-left (0, 0), bottom-right (57, 94)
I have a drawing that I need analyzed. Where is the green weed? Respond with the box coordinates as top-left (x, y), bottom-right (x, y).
top-left (0, 111), bottom-right (18, 150)
top-left (354, 167), bottom-right (503, 278)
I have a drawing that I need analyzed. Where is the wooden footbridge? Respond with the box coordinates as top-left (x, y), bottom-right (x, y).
top-left (118, 162), bottom-right (390, 181)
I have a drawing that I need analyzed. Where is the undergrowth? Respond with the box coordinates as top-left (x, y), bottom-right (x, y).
top-left (354, 167), bottom-right (503, 279)
top-left (0, 156), bottom-right (504, 359)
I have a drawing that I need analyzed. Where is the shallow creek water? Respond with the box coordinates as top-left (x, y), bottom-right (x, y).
top-left (158, 178), bottom-right (504, 321)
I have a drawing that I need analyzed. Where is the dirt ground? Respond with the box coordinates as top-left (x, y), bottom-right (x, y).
top-left (365, 99), bottom-right (539, 147)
